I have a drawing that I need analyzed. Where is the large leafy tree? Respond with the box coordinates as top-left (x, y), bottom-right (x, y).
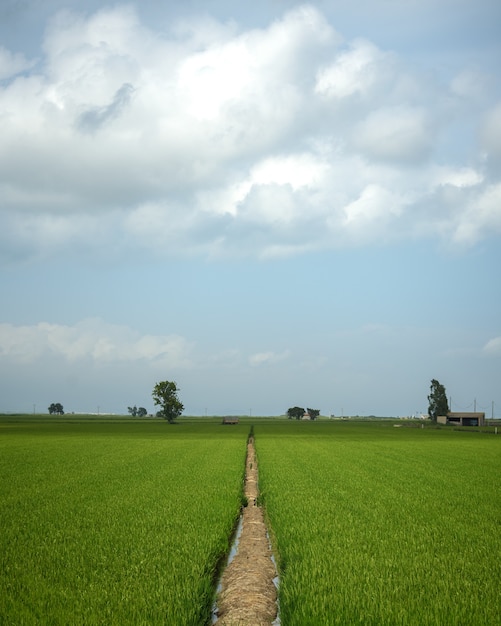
top-left (152, 381), bottom-right (184, 423)
top-left (48, 403), bottom-right (64, 415)
top-left (287, 406), bottom-right (305, 420)
top-left (427, 379), bottom-right (449, 423)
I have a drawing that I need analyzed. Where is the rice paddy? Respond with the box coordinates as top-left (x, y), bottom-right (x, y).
top-left (0, 418), bottom-right (247, 625)
top-left (256, 420), bottom-right (501, 625)
top-left (1, 416), bottom-right (499, 624)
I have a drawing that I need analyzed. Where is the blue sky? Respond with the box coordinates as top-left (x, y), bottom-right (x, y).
top-left (0, 0), bottom-right (500, 416)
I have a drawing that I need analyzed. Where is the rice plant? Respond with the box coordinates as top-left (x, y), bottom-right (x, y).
top-left (0, 419), bottom-right (247, 625)
top-left (256, 421), bottom-right (501, 625)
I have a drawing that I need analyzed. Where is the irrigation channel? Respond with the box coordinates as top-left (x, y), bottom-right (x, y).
top-left (212, 435), bottom-right (279, 626)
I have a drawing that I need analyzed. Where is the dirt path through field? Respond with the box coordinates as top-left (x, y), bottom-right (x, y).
top-left (214, 436), bottom-right (278, 625)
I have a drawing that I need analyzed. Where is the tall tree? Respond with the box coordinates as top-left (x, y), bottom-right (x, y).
top-left (152, 381), bottom-right (184, 423)
top-left (427, 379), bottom-right (449, 423)
top-left (128, 405), bottom-right (138, 417)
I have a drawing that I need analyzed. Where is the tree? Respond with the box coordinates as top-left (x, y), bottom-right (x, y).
top-left (287, 406), bottom-right (305, 420)
top-left (48, 403), bottom-right (64, 415)
top-left (128, 406), bottom-right (148, 417)
top-left (152, 381), bottom-right (184, 423)
top-left (307, 408), bottom-right (320, 420)
top-left (427, 379), bottom-right (449, 423)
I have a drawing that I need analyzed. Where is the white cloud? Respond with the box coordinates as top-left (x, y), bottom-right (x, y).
top-left (0, 4), bottom-right (499, 263)
top-left (343, 184), bottom-right (402, 222)
top-left (315, 39), bottom-right (394, 100)
top-left (432, 166), bottom-right (483, 188)
top-left (0, 319), bottom-right (193, 367)
top-left (351, 106), bottom-right (435, 163)
top-left (0, 319), bottom-right (297, 375)
top-left (452, 183), bottom-right (501, 245)
top-left (199, 152), bottom-right (329, 222)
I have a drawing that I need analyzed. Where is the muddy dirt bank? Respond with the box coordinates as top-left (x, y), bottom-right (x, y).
top-left (214, 437), bottom-right (278, 626)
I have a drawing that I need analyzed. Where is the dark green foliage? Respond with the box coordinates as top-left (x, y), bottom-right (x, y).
top-left (152, 380), bottom-right (184, 423)
top-left (427, 379), bottom-right (449, 422)
top-left (127, 406), bottom-right (148, 417)
top-left (48, 403), bottom-right (64, 415)
top-left (287, 406), bottom-right (305, 420)
top-left (307, 408), bottom-right (320, 420)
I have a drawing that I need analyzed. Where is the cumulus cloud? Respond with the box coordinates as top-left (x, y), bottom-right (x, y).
top-left (351, 106), bottom-right (435, 164)
top-left (0, 4), bottom-right (499, 263)
top-left (0, 318), bottom-right (297, 381)
top-left (0, 318), bottom-right (193, 367)
top-left (451, 183), bottom-right (501, 245)
top-left (432, 166), bottom-right (484, 188)
top-left (315, 38), bottom-right (394, 101)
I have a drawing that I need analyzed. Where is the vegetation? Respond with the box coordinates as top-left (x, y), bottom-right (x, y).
top-left (428, 378), bottom-right (449, 422)
top-left (287, 407), bottom-right (320, 420)
top-left (127, 405), bottom-right (148, 417)
top-left (48, 402), bottom-right (64, 414)
top-left (256, 420), bottom-right (501, 625)
top-left (1, 415), bottom-right (499, 625)
top-left (152, 380), bottom-right (184, 423)
top-left (0, 418), bottom-right (247, 625)
top-left (286, 406), bottom-right (305, 420)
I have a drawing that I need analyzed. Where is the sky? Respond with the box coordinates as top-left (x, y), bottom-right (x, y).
top-left (0, 0), bottom-right (500, 417)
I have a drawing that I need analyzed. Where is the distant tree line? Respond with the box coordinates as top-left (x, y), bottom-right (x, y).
top-left (48, 378), bottom-right (447, 423)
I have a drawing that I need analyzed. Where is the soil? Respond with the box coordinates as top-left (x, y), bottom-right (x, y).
top-left (215, 437), bottom-right (278, 626)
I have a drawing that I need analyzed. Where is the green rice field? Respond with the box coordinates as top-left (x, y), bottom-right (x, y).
top-left (0, 418), bottom-right (247, 625)
top-left (256, 420), bottom-right (501, 625)
top-left (1, 415), bottom-right (500, 624)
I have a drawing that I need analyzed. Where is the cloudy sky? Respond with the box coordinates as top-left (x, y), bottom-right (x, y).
top-left (1, 0), bottom-right (500, 417)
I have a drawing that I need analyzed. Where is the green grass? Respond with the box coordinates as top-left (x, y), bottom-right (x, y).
top-left (255, 420), bottom-right (501, 625)
top-left (2, 416), bottom-right (500, 625)
top-left (0, 418), bottom-right (248, 625)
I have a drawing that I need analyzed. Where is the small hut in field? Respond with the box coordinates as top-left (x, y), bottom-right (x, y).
top-left (222, 416), bottom-right (239, 425)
